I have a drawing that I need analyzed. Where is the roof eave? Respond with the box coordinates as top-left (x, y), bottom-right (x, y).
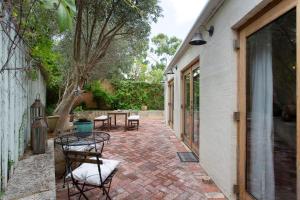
top-left (164, 0), bottom-right (225, 74)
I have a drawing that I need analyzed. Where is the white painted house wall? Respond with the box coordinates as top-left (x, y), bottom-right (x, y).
top-left (0, 4), bottom-right (46, 191)
top-left (164, 0), bottom-right (271, 199)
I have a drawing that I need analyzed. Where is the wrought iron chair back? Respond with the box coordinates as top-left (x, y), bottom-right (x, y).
top-left (63, 149), bottom-right (117, 200)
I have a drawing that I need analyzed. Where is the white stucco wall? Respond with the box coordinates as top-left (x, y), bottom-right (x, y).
top-left (164, 0), bottom-right (269, 199)
top-left (0, 5), bottom-right (47, 190)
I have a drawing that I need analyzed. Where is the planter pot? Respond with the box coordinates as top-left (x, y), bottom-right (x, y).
top-left (47, 115), bottom-right (60, 133)
top-left (73, 120), bottom-right (93, 137)
top-left (141, 105), bottom-right (148, 111)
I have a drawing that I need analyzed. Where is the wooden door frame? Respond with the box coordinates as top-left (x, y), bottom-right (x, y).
top-left (181, 59), bottom-right (200, 155)
top-left (237, 0), bottom-right (299, 199)
top-left (168, 79), bottom-right (174, 129)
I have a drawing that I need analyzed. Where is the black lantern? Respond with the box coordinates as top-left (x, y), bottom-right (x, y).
top-left (30, 94), bottom-right (45, 123)
top-left (31, 117), bottom-right (48, 154)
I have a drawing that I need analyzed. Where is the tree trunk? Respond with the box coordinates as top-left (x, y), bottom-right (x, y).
top-left (53, 81), bottom-right (78, 135)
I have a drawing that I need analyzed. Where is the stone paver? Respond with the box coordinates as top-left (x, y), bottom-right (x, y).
top-left (56, 120), bottom-right (226, 200)
top-left (4, 140), bottom-right (56, 200)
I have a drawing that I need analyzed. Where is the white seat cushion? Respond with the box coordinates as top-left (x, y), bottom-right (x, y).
top-left (69, 159), bottom-right (120, 185)
top-left (64, 144), bottom-right (92, 151)
top-left (95, 115), bottom-right (108, 120)
top-left (128, 115), bottom-right (139, 120)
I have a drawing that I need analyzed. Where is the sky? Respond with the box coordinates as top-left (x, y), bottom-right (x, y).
top-left (150, 0), bottom-right (209, 40)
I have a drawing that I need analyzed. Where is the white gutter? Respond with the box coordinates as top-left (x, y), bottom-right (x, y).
top-left (164, 0), bottom-right (225, 74)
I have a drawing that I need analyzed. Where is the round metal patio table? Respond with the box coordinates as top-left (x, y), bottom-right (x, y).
top-left (55, 131), bottom-right (110, 153)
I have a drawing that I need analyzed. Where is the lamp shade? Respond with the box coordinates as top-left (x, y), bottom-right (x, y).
top-left (189, 33), bottom-right (207, 45)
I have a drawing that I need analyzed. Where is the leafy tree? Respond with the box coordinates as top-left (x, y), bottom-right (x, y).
top-left (53, 0), bottom-right (162, 132)
top-left (90, 38), bottom-right (149, 81)
top-left (150, 33), bottom-right (181, 70)
top-left (147, 68), bottom-right (163, 84)
top-left (128, 58), bottom-right (149, 81)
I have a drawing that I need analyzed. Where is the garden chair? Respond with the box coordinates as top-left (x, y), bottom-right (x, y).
top-left (128, 111), bottom-right (140, 130)
top-left (94, 115), bottom-right (112, 131)
top-left (64, 150), bottom-right (119, 200)
top-left (55, 131), bottom-right (111, 188)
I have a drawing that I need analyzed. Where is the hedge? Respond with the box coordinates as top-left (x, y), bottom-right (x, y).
top-left (111, 80), bottom-right (164, 110)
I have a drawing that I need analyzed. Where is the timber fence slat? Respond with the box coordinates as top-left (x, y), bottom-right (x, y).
top-left (0, 3), bottom-right (47, 191)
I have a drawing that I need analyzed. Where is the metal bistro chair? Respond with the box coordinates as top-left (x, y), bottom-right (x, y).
top-left (55, 131), bottom-right (111, 188)
top-left (64, 150), bottom-right (119, 200)
top-left (128, 111), bottom-right (140, 130)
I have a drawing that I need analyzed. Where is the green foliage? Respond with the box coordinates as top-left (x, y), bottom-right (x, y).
top-left (151, 33), bottom-right (182, 57)
top-left (128, 59), bottom-right (163, 84)
top-left (82, 80), bottom-right (164, 110)
top-left (41, 0), bottom-right (76, 32)
top-left (150, 33), bottom-right (182, 70)
top-left (15, 0), bottom-right (65, 102)
top-left (85, 81), bottom-right (113, 109)
top-left (46, 104), bottom-right (55, 115)
top-left (31, 37), bottom-right (63, 89)
top-left (148, 68), bottom-right (164, 84)
top-left (111, 80), bottom-right (163, 110)
top-left (73, 104), bottom-right (84, 112)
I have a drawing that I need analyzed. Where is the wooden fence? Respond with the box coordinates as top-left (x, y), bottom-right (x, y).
top-left (0, 4), bottom-right (46, 192)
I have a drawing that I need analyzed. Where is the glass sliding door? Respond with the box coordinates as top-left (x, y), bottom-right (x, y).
top-left (183, 71), bottom-right (191, 145)
top-left (239, 2), bottom-right (298, 199)
top-left (192, 68), bottom-right (200, 154)
top-left (182, 63), bottom-right (200, 155)
top-left (168, 80), bottom-right (174, 128)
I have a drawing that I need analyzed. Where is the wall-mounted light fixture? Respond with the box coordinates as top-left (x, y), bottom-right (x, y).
top-left (166, 65), bottom-right (177, 75)
top-left (166, 68), bottom-right (175, 75)
top-left (189, 25), bottom-right (214, 46)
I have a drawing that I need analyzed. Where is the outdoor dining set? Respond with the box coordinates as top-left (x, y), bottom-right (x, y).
top-left (93, 110), bottom-right (140, 131)
top-left (54, 110), bottom-right (140, 199)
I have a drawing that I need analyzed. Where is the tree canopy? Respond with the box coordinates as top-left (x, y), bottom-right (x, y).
top-left (150, 33), bottom-right (182, 70)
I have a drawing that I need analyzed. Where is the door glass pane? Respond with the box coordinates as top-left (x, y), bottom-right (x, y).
top-left (169, 82), bottom-right (174, 127)
top-left (171, 83), bottom-right (174, 126)
top-left (184, 73), bottom-right (191, 141)
top-left (246, 9), bottom-right (296, 200)
top-left (193, 68), bottom-right (200, 153)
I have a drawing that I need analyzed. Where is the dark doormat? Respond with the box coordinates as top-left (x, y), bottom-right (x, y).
top-left (177, 152), bottom-right (199, 162)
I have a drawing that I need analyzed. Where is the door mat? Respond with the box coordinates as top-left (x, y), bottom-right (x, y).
top-left (177, 152), bottom-right (199, 162)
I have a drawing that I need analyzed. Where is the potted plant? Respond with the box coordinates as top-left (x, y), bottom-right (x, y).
top-left (73, 118), bottom-right (93, 137)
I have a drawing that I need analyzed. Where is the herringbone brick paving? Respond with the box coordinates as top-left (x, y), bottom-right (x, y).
top-left (56, 120), bottom-right (226, 200)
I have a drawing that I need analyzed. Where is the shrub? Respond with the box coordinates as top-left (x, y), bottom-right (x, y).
top-left (111, 80), bottom-right (164, 110)
top-left (83, 80), bottom-right (164, 110)
top-left (85, 81), bottom-right (113, 109)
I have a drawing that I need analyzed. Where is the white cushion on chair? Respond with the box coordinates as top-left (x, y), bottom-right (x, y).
top-left (69, 158), bottom-right (120, 185)
top-left (128, 115), bottom-right (139, 120)
top-left (95, 115), bottom-right (108, 120)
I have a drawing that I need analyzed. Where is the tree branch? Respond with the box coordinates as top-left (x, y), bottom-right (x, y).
top-left (73, 0), bottom-right (83, 61)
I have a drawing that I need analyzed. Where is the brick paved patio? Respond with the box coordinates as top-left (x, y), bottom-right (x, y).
top-left (56, 120), bottom-right (226, 200)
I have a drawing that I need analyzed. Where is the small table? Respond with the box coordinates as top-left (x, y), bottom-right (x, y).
top-left (107, 111), bottom-right (130, 131)
top-left (55, 131), bottom-right (110, 153)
